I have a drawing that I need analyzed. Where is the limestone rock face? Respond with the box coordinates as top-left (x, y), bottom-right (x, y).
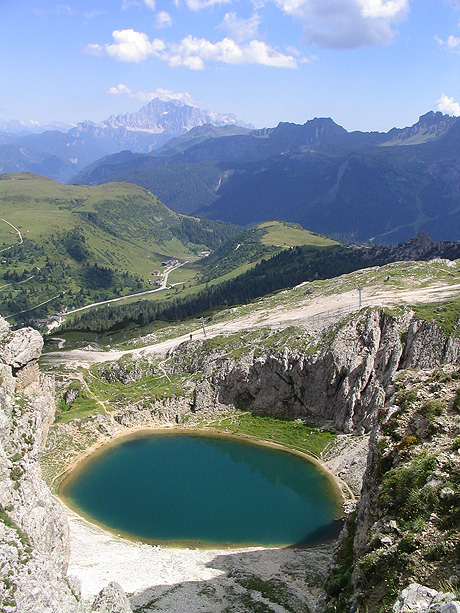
top-left (195, 310), bottom-right (404, 434)
top-left (170, 309), bottom-right (460, 436)
top-left (0, 318), bottom-right (130, 612)
top-left (402, 319), bottom-right (460, 370)
top-left (393, 583), bottom-right (460, 613)
top-left (0, 321), bottom-right (80, 612)
top-left (91, 582), bottom-right (133, 613)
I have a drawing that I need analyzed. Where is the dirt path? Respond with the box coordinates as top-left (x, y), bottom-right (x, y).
top-left (44, 279), bottom-right (460, 368)
top-left (0, 218), bottom-right (23, 253)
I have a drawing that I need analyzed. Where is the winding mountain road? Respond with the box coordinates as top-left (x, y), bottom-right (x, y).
top-left (64, 260), bottom-right (188, 316)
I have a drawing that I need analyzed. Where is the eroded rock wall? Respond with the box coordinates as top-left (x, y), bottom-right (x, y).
top-left (0, 320), bottom-right (81, 612)
top-left (169, 310), bottom-right (405, 434)
top-left (0, 319), bottom-right (132, 613)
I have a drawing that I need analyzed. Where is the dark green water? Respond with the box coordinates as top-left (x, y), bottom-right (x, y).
top-left (60, 433), bottom-right (342, 547)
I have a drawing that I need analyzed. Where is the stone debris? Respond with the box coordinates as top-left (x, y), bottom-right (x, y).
top-left (394, 583), bottom-right (460, 613)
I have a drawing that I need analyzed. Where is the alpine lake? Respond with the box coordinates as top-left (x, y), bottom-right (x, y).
top-left (59, 431), bottom-right (343, 548)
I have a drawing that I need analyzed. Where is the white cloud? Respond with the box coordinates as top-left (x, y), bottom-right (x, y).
top-left (86, 29), bottom-right (165, 62)
top-left (184, 0), bottom-right (231, 10)
top-left (144, 0), bottom-right (156, 9)
top-left (360, 0), bottom-right (408, 19)
top-left (220, 12), bottom-right (260, 42)
top-left (107, 84), bottom-right (196, 105)
top-left (271, 0), bottom-right (409, 49)
top-left (155, 10), bottom-right (173, 28)
top-left (107, 84), bottom-right (136, 97)
top-left (169, 35), bottom-right (297, 68)
top-left (88, 29), bottom-right (298, 68)
top-left (122, 0), bottom-right (142, 8)
top-left (437, 34), bottom-right (460, 53)
top-left (437, 93), bottom-right (460, 117)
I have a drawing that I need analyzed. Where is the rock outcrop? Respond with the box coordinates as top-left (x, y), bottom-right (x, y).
top-left (169, 310), bottom-right (405, 434)
top-left (393, 583), bottom-right (460, 613)
top-left (168, 309), bottom-right (460, 437)
top-left (0, 318), bottom-right (132, 612)
top-left (324, 363), bottom-right (460, 613)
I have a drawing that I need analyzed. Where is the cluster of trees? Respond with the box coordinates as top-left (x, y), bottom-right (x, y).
top-left (197, 227), bottom-right (280, 283)
top-left (68, 234), bottom-right (459, 334)
top-left (64, 244), bottom-right (381, 332)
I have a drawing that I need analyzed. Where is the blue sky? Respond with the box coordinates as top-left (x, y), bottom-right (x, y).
top-left (2, 0), bottom-right (460, 132)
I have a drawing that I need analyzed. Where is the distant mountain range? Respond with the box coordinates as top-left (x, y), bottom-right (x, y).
top-left (73, 111), bottom-right (460, 244)
top-left (0, 99), bottom-right (251, 181)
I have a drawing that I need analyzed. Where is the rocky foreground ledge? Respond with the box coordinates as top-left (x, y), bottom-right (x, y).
top-left (0, 317), bottom-right (131, 612)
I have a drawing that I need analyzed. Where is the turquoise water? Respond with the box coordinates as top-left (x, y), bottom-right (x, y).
top-left (60, 433), bottom-right (342, 547)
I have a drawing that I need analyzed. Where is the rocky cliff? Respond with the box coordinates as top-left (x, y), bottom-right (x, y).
top-left (6, 305), bottom-right (460, 612)
top-left (321, 362), bottom-right (460, 613)
top-left (0, 318), bottom-right (131, 612)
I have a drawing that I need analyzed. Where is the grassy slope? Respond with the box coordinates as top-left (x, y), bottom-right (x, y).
top-left (197, 220), bottom-right (339, 283)
top-left (0, 173), bottom-right (243, 323)
top-left (0, 173), bottom-right (196, 271)
top-left (58, 219), bottom-right (342, 330)
top-left (258, 221), bottom-right (338, 248)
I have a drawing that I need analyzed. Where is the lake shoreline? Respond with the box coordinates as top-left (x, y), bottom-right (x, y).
top-left (58, 426), bottom-right (345, 550)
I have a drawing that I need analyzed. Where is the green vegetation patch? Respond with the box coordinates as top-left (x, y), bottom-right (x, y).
top-left (414, 299), bottom-right (460, 338)
top-left (380, 450), bottom-right (437, 525)
top-left (323, 512), bottom-right (356, 613)
top-left (205, 412), bottom-right (335, 459)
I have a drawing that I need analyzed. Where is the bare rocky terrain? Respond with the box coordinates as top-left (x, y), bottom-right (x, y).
top-left (3, 259), bottom-right (460, 611)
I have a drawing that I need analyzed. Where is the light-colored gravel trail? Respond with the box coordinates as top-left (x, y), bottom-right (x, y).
top-left (44, 280), bottom-right (460, 368)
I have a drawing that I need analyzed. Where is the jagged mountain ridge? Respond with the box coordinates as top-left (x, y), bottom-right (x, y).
top-left (73, 111), bottom-right (460, 243)
top-left (101, 97), bottom-right (251, 133)
top-left (0, 99), bottom-right (251, 181)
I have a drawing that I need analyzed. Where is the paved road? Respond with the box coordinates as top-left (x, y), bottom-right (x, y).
top-left (64, 261), bottom-right (187, 316)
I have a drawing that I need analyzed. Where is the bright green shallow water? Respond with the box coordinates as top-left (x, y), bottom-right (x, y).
top-left (60, 432), bottom-right (342, 547)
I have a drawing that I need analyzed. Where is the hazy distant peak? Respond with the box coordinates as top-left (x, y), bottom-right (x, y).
top-left (100, 98), bottom-right (253, 135)
top-left (0, 118), bottom-right (73, 135)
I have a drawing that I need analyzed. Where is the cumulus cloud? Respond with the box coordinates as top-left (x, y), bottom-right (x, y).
top-left (107, 84), bottom-right (197, 104)
top-left (155, 10), bottom-right (173, 28)
top-left (86, 29), bottom-right (165, 62)
top-left (437, 93), bottom-right (460, 116)
top-left (271, 0), bottom-right (409, 49)
top-left (144, 0), bottom-right (156, 9)
top-left (437, 34), bottom-right (460, 53)
top-left (88, 29), bottom-right (298, 68)
top-left (169, 35), bottom-right (297, 68)
top-left (219, 12), bottom-right (260, 42)
top-left (107, 83), bottom-right (135, 96)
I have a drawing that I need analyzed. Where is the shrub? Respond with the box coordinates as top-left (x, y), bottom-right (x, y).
top-left (398, 533), bottom-right (417, 553)
top-left (399, 435), bottom-right (418, 451)
top-left (395, 388), bottom-right (418, 412)
top-left (420, 400), bottom-right (444, 419)
top-left (381, 450), bottom-right (437, 522)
